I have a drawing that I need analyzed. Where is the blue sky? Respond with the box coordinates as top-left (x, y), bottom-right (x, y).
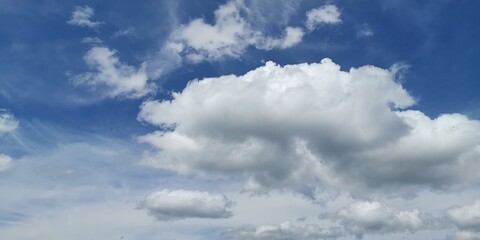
top-left (1, 0), bottom-right (480, 239)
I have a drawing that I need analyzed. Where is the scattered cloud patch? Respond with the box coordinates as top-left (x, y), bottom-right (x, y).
top-left (306, 4), bottom-right (342, 31)
top-left (335, 201), bottom-right (426, 238)
top-left (168, 0), bottom-right (304, 62)
top-left (67, 6), bottom-right (104, 28)
top-left (139, 189), bottom-right (233, 221)
top-left (447, 201), bottom-right (480, 239)
top-left (0, 154), bottom-right (12, 172)
top-left (81, 37), bottom-right (103, 44)
top-left (356, 24), bottom-right (374, 38)
top-left (223, 221), bottom-right (343, 240)
top-left (0, 109), bottom-right (18, 135)
top-left (144, 43), bottom-right (182, 80)
top-left (112, 27), bottom-right (137, 39)
top-left (455, 230), bottom-right (480, 240)
top-left (72, 47), bottom-right (154, 99)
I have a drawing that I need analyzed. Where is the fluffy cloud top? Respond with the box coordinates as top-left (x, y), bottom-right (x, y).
top-left (0, 154), bottom-right (12, 172)
top-left (223, 221), bottom-right (342, 240)
top-left (72, 47), bottom-right (154, 99)
top-left (139, 189), bottom-right (233, 221)
top-left (169, 0), bottom-right (304, 62)
top-left (0, 109), bottom-right (18, 135)
top-left (336, 201), bottom-right (426, 238)
top-left (138, 58), bottom-right (480, 198)
top-left (67, 6), bottom-right (104, 28)
top-left (306, 5), bottom-right (342, 31)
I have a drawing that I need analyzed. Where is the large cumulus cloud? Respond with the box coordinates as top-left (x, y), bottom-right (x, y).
top-left (138, 58), bottom-right (480, 198)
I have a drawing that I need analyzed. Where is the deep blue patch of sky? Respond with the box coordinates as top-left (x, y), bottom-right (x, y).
top-left (1, 0), bottom-right (479, 144)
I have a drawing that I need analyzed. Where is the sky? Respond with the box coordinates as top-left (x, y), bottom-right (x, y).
top-left (1, 0), bottom-right (480, 239)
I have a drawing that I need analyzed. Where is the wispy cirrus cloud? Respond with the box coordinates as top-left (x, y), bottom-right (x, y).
top-left (223, 221), bottom-right (343, 240)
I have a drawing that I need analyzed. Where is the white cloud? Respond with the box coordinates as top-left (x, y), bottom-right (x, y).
top-left (140, 189), bottom-right (233, 221)
top-left (356, 24), bottom-right (374, 38)
top-left (305, 4), bottom-right (342, 31)
top-left (223, 221), bottom-right (342, 240)
top-left (455, 231), bottom-right (480, 240)
top-left (72, 47), bottom-right (154, 99)
top-left (81, 37), bottom-right (103, 44)
top-left (169, 0), bottom-right (304, 62)
top-left (447, 201), bottom-right (480, 229)
top-left (447, 201), bottom-right (480, 239)
top-left (112, 27), bottom-right (137, 39)
top-left (0, 154), bottom-right (12, 172)
top-left (0, 109), bottom-right (18, 135)
top-left (335, 201), bottom-right (426, 238)
top-left (67, 6), bottom-right (104, 28)
top-left (138, 58), bottom-right (480, 198)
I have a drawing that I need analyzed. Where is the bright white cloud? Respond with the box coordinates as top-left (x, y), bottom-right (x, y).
top-left (0, 154), bottom-right (12, 172)
top-left (305, 4), bottom-right (342, 31)
top-left (72, 47), bottom-right (154, 99)
top-left (336, 201), bottom-right (426, 238)
top-left (140, 189), bottom-right (233, 221)
top-left (169, 0), bottom-right (304, 62)
top-left (223, 221), bottom-right (342, 240)
top-left (138, 58), bottom-right (480, 198)
top-left (0, 109), bottom-right (18, 135)
top-left (67, 6), bottom-right (104, 28)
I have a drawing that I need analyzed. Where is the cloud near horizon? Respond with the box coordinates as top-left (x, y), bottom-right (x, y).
top-left (223, 221), bottom-right (343, 240)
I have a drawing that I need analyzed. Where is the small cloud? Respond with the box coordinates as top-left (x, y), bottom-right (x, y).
top-left (335, 201), bottom-right (427, 239)
top-left (0, 109), bottom-right (18, 135)
top-left (67, 5), bottom-right (104, 28)
top-left (0, 154), bottom-right (13, 172)
top-left (139, 189), bottom-right (233, 221)
top-left (305, 4), bottom-right (342, 31)
top-left (72, 47), bottom-right (154, 99)
top-left (112, 27), bottom-right (137, 39)
top-left (81, 37), bottom-right (103, 45)
top-left (356, 24), bottom-right (374, 38)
